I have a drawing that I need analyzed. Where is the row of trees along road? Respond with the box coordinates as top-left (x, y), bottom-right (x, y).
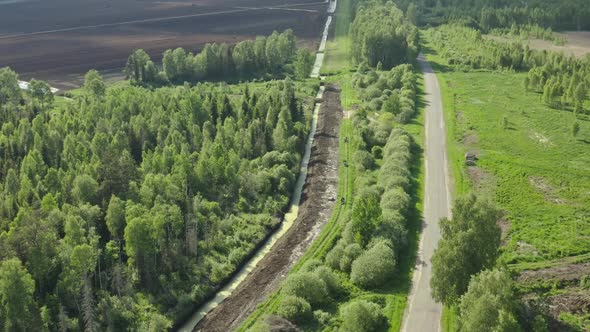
top-left (0, 54), bottom-right (319, 330)
top-left (350, 1), bottom-right (419, 69)
top-left (124, 29), bottom-right (315, 86)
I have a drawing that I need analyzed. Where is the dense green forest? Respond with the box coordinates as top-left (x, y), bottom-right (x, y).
top-left (0, 39), bottom-right (318, 329)
top-left (2, 0), bottom-right (588, 330)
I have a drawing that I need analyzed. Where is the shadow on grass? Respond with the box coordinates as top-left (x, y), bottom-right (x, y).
top-left (420, 43), bottom-right (452, 73)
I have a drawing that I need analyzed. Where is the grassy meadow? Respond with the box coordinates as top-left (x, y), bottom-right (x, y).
top-left (424, 32), bottom-right (590, 330)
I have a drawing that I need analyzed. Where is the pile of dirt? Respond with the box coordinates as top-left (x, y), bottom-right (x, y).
top-left (193, 85), bottom-right (343, 332)
top-left (549, 290), bottom-right (590, 316)
top-left (518, 262), bottom-right (590, 284)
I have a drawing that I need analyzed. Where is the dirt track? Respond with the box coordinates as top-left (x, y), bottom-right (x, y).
top-left (193, 85), bottom-right (342, 332)
top-left (0, 0), bottom-right (326, 89)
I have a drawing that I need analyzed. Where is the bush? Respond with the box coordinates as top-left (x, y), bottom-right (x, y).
top-left (364, 86), bottom-right (382, 100)
top-left (313, 310), bottom-right (331, 326)
top-left (369, 98), bottom-right (383, 112)
top-left (340, 300), bottom-right (387, 332)
top-left (277, 295), bottom-right (312, 323)
top-left (282, 272), bottom-right (328, 306)
top-left (371, 146), bottom-right (383, 159)
top-left (325, 243), bottom-right (344, 270)
top-left (353, 150), bottom-right (376, 172)
top-left (339, 243), bottom-right (363, 272)
top-left (371, 123), bottom-right (392, 146)
top-left (350, 241), bottom-right (396, 289)
top-left (300, 259), bottom-right (323, 273)
top-left (380, 187), bottom-right (411, 215)
top-left (314, 266), bottom-right (343, 297)
top-left (379, 209), bottom-right (407, 248)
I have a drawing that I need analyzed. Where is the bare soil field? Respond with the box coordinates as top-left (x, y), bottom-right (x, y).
top-left (0, 0), bottom-right (327, 89)
top-left (518, 262), bottom-right (590, 284)
top-left (488, 31), bottom-right (590, 59)
top-left (534, 31), bottom-right (590, 58)
top-left (193, 85), bottom-right (342, 332)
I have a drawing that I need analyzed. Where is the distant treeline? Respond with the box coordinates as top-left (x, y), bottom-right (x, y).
top-left (124, 29), bottom-right (315, 86)
top-left (389, 0), bottom-right (590, 31)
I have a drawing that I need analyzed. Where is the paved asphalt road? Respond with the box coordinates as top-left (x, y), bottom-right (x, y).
top-left (402, 54), bottom-right (452, 332)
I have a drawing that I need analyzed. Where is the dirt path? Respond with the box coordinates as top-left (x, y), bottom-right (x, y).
top-left (402, 54), bottom-right (450, 332)
top-left (193, 85), bottom-right (342, 332)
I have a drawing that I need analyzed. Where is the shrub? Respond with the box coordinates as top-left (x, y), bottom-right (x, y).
top-left (371, 125), bottom-right (392, 147)
top-left (313, 310), bottom-right (331, 326)
top-left (353, 150), bottom-right (376, 172)
top-left (300, 259), bottom-right (323, 273)
top-left (340, 300), bottom-right (387, 332)
top-left (325, 243), bottom-right (344, 270)
top-left (369, 98), bottom-right (383, 111)
top-left (379, 209), bottom-right (407, 248)
top-left (339, 243), bottom-right (363, 272)
top-left (382, 92), bottom-right (401, 114)
top-left (314, 266), bottom-right (343, 297)
top-left (371, 146), bottom-right (383, 159)
top-left (364, 86), bottom-right (382, 100)
top-left (282, 272), bottom-right (328, 306)
top-left (350, 241), bottom-right (396, 289)
top-left (380, 187), bottom-right (411, 215)
top-left (277, 295), bottom-right (312, 323)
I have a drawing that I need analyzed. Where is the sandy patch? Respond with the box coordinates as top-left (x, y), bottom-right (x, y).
top-left (530, 132), bottom-right (552, 146)
top-left (529, 176), bottom-right (566, 204)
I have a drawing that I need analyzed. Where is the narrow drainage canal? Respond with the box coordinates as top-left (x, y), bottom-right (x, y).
top-left (178, 1), bottom-right (335, 329)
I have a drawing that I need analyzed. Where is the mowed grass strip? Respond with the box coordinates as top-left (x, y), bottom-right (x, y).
top-left (321, 0), bottom-right (353, 74)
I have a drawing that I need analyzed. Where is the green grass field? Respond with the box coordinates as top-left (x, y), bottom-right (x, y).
top-left (424, 31), bottom-right (590, 330)
top-left (426, 53), bottom-right (590, 265)
top-left (321, 0), bottom-right (353, 74)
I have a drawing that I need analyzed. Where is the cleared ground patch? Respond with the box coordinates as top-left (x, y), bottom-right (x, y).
top-left (488, 31), bottom-right (590, 58)
top-left (0, 0), bottom-right (327, 89)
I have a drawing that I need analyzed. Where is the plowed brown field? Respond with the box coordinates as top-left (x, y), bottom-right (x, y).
top-left (0, 0), bottom-right (326, 88)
